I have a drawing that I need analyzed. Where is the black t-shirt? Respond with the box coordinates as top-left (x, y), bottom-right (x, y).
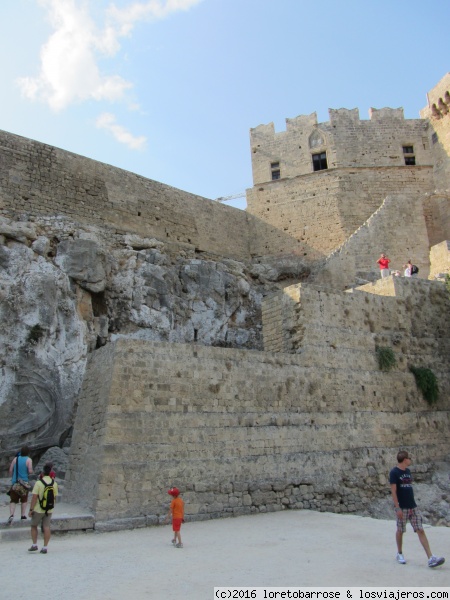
top-left (389, 466), bottom-right (417, 509)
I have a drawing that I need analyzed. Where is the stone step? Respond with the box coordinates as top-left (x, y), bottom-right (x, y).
top-left (0, 503), bottom-right (95, 542)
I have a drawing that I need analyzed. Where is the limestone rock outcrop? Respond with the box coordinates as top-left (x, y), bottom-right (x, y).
top-left (0, 215), bottom-right (275, 468)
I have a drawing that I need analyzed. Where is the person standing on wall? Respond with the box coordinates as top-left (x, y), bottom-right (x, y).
top-left (377, 253), bottom-right (391, 278)
top-left (7, 445), bottom-right (33, 525)
top-left (390, 450), bottom-right (445, 568)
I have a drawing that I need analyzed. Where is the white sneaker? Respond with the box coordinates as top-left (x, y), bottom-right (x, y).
top-left (396, 553), bottom-right (406, 564)
top-left (428, 556), bottom-right (445, 568)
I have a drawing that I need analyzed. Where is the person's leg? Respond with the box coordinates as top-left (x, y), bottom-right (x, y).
top-left (29, 512), bottom-right (42, 549)
top-left (416, 529), bottom-right (432, 559)
top-left (20, 495), bottom-right (28, 518)
top-left (395, 510), bottom-right (407, 563)
top-left (30, 525), bottom-right (38, 545)
top-left (396, 529), bottom-right (403, 553)
top-left (8, 489), bottom-right (20, 521)
top-left (42, 514), bottom-right (52, 548)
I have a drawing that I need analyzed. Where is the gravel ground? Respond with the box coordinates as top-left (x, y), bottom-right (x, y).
top-left (1, 510), bottom-right (449, 600)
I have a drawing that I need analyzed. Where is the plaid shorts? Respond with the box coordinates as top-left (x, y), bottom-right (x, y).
top-left (396, 507), bottom-right (423, 533)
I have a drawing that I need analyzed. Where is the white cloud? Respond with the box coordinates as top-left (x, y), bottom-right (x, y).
top-left (17, 0), bottom-right (203, 111)
top-left (17, 0), bottom-right (131, 110)
top-left (106, 0), bottom-right (203, 36)
top-left (96, 112), bottom-right (147, 150)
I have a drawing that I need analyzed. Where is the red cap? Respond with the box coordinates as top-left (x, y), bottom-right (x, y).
top-left (168, 487), bottom-right (180, 496)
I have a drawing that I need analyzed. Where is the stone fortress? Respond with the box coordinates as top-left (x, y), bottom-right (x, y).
top-left (0, 73), bottom-right (449, 529)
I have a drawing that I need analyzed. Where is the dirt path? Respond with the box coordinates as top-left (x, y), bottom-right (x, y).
top-left (1, 510), bottom-right (449, 599)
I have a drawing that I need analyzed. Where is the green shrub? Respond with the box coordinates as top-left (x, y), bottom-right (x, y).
top-left (376, 346), bottom-right (397, 371)
top-left (446, 274), bottom-right (450, 294)
top-left (409, 366), bottom-right (439, 405)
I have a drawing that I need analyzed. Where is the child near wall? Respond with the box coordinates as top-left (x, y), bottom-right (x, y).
top-left (164, 487), bottom-right (184, 548)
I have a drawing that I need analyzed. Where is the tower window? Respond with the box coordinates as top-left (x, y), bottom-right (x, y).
top-left (402, 146), bottom-right (415, 165)
top-left (312, 152), bottom-right (328, 171)
top-left (271, 162), bottom-right (281, 180)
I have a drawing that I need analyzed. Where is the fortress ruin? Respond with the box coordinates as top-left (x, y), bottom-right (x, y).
top-left (0, 73), bottom-right (449, 528)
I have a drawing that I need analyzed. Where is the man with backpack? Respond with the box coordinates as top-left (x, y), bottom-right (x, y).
top-left (28, 462), bottom-right (58, 554)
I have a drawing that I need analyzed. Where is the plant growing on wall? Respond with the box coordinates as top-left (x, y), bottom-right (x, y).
top-left (409, 366), bottom-right (439, 405)
top-left (376, 346), bottom-right (396, 371)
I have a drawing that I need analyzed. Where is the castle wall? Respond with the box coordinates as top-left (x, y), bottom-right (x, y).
top-left (250, 109), bottom-right (431, 185)
top-left (420, 73), bottom-right (450, 191)
top-left (429, 240), bottom-right (450, 278)
top-left (310, 194), bottom-right (430, 290)
top-left (65, 275), bottom-right (450, 524)
top-left (246, 168), bottom-right (433, 259)
top-left (262, 279), bottom-right (450, 385)
top-left (423, 193), bottom-right (450, 247)
top-left (0, 130), bottom-right (255, 261)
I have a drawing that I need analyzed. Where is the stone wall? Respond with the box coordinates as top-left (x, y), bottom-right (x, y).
top-left (429, 240), bottom-right (450, 278)
top-left (0, 129), bottom-right (256, 261)
top-left (247, 168), bottom-right (433, 259)
top-left (65, 275), bottom-right (450, 525)
top-left (423, 193), bottom-right (450, 248)
top-left (249, 109), bottom-right (431, 184)
top-left (310, 194), bottom-right (430, 290)
top-left (263, 279), bottom-right (449, 387)
top-left (420, 73), bottom-right (450, 191)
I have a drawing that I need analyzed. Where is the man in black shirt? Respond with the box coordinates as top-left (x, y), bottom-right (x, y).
top-left (389, 450), bottom-right (445, 568)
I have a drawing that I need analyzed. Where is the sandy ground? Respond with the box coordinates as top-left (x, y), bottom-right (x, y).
top-left (1, 510), bottom-right (449, 599)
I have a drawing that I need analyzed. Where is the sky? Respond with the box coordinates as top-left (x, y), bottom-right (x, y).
top-left (0, 1), bottom-right (449, 211)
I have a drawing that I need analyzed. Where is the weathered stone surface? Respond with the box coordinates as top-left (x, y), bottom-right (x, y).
top-left (0, 216), bottom-right (272, 468)
top-left (34, 446), bottom-right (69, 478)
top-left (55, 239), bottom-right (108, 293)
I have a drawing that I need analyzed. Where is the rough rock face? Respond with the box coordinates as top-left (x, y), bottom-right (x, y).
top-left (0, 215), bottom-right (285, 469)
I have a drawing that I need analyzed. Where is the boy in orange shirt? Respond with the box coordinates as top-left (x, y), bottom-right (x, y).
top-left (165, 487), bottom-right (184, 548)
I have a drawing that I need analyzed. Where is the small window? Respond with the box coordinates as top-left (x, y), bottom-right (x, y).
top-left (312, 152), bottom-right (328, 171)
top-left (431, 132), bottom-right (438, 144)
top-left (271, 161), bottom-right (280, 180)
top-left (402, 145), bottom-right (415, 166)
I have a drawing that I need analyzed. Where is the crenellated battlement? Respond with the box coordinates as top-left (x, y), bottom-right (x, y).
top-left (251, 106), bottom-right (407, 141)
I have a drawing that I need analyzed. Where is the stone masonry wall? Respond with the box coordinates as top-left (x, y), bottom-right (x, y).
top-left (420, 73), bottom-right (450, 191)
top-left (311, 194), bottom-right (430, 290)
top-left (249, 109), bottom-right (431, 185)
top-left (263, 279), bottom-right (449, 387)
top-left (64, 328), bottom-right (449, 525)
top-left (0, 129), bottom-right (256, 261)
top-left (429, 240), bottom-right (450, 278)
top-left (423, 194), bottom-right (450, 248)
top-left (247, 168), bottom-right (433, 260)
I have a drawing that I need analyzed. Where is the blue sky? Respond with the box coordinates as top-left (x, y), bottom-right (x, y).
top-left (0, 0), bottom-right (449, 210)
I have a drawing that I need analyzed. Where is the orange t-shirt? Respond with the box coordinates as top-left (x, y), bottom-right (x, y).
top-left (171, 496), bottom-right (184, 519)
